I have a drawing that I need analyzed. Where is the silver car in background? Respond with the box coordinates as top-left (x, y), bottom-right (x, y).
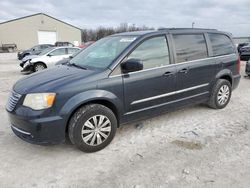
top-left (21, 46), bottom-right (80, 73)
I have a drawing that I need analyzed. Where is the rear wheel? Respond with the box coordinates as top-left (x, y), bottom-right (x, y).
top-left (34, 62), bottom-right (46, 72)
top-left (68, 104), bottom-right (117, 152)
top-left (208, 79), bottom-right (232, 109)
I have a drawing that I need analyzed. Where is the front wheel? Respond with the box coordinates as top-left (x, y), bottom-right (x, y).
top-left (208, 79), bottom-right (232, 109)
top-left (68, 104), bottom-right (117, 152)
top-left (34, 62), bottom-right (46, 72)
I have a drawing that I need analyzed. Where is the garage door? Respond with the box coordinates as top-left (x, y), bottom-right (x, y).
top-left (37, 31), bottom-right (57, 45)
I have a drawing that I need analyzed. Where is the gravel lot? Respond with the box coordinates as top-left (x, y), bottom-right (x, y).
top-left (0, 53), bottom-right (250, 188)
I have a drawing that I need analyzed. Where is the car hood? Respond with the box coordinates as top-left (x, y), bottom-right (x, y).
top-left (13, 65), bottom-right (98, 94)
top-left (19, 49), bottom-right (29, 54)
top-left (22, 55), bottom-right (39, 62)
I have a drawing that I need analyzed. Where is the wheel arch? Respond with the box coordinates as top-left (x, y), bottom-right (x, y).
top-left (33, 61), bottom-right (47, 68)
top-left (219, 75), bottom-right (232, 85)
top-left (61, 90), bottom-right (123, 133)
top-left (215, 69), bottom-right (233, 86)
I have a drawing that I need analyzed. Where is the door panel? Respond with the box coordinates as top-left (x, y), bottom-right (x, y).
top-left (123, 66), bottom-right (177, 113)
top-left (122, 35), bottom-right (177, 113)
top-left (175, 59), bottom-right (215, 98)
top-left (47, 48), bottom-right (67, 66)
top-left (172, 33), bottom-right (215, 99)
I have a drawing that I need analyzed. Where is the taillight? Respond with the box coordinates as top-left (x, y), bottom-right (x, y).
top-left (237, 57), bottom-right (241, 74)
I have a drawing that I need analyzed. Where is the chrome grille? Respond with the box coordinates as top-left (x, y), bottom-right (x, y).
top-left (6, 91), bottom-right (21, 112)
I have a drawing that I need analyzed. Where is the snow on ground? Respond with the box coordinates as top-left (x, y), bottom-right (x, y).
top-left (0, 53), bottom-right (249, 188)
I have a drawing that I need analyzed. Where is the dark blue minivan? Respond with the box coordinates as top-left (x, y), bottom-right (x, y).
top-left (6, 28), bottom-right (241, 152)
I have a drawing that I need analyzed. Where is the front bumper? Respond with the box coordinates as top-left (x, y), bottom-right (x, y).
top-left (17, 53), bottom-right (23, 60)
top-left (20, 61), bottom-right (25, 68)
top-left (7, 110), bottom-right (66, 145)
top-left (20, 61), bottom-right (33, 73)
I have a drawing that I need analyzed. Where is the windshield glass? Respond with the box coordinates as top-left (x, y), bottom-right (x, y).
top-left (70, 36), bottom-right (137, 69)
top-left (30, 45), bottom-right (39, 51)
top-left (39, 47), bottom-right (54, 56)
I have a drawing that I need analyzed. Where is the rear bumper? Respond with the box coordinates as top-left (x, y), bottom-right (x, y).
top-left (8, 111), bottom-right (66, 145)
top-left (232, 74), bottom-right (241, 90)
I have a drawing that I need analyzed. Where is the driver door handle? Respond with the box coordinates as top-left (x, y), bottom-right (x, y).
top-left (163, 71), bottom-right (174, 77)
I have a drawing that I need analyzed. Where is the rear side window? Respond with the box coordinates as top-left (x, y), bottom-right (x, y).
top-left (173, 34), bottom-right (208, 63)
top-left (128, 36), bottom-right (170, 70)
top-left (41, 45), bottom-right (48, 49)
top-left (68, 48), bottom-right (80, 54)
top-left (49, 48), bottom-right (66, 56)
top-left (208, 33), bottom-right (235, 56)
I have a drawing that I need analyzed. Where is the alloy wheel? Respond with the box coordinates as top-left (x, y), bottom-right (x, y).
top-left (35, 64), bottom-right (45, 71)
top-left (217, 85), bottom-right (230, 105)
top-left (81, 115), bottom-right (111, 146)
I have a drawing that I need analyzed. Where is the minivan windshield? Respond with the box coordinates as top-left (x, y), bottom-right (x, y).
top-left (69, 36), bottom-right (137, 69)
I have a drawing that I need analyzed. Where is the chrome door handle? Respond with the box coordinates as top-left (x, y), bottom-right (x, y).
top-left (179, 68), bottom-right (189, 74)
top-left (163, 71), bottom-right (174, 77)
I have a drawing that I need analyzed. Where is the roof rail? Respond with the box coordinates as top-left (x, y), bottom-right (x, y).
top-left (158, 27), bottom-right (217, 31)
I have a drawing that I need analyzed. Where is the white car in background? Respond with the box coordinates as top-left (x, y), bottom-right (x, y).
top-left (21, 46), bottom-right (80, 73)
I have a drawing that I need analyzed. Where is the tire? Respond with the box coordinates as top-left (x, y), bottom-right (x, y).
top-left (68, 104), bottom-right (117, 152)
top-left (208, 79), bottom-right (232, 109)
top-left (34, 62), bottom-right (46, 72)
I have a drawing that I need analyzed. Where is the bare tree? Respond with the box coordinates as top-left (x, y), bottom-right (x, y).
top-left (82, 23), bottom-right (154, 42)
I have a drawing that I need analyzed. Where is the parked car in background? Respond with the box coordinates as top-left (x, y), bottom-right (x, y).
top-left (237, 42), bottom-right (250, 52)
top-left (55, 41), bottom-right (74, 47)
top-left (0, 43), bottom-right (17, 53)
top-left (239, 45), bottom-right (250, 61)
top-left (55, 43), bottom-right (96, 66)
top-left (78, 41), bottom-right (95, 48)
top-left (55, 48), bottom-right (84, 65)
top-left (6, 28), bottom-right (241, 152)
top-left (17, 44), bottom-right (54, 60)
top-left (245, 59), bottom-right (250, 76)
top-left (21, 46), bottom-right (80, 73)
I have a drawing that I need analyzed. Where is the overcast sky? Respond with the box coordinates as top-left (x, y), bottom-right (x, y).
top-left (0, 0), bottom-right (249, 37)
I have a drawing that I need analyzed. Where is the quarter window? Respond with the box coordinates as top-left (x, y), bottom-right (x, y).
top-left (173, 34), bottom-right (208, 63)
top-left (208, 33), bottom-right (235, 56)
top-left (41, 45), bottom-right (48, 49)
top-left (127, 36), bottom-right (170, 70)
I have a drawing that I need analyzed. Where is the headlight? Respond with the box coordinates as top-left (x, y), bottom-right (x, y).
top-left (23, 93), bottom-right (56, 110)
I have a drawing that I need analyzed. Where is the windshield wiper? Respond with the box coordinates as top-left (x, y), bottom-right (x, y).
top-left (68, 63), bottom-right (87, 70)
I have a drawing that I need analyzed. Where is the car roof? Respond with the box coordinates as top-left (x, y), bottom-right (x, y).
top-left (111, 30), bottom-right (156, 36)
top-left (111, 28), bottom-right (229, 37)
top-left (50, 46), bottom-right (79, 50)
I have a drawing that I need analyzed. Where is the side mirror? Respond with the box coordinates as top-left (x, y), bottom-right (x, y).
top-left (121, 58), bottom-right (143, 74)
top-left (47, 54), bottom-right (52, 57)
